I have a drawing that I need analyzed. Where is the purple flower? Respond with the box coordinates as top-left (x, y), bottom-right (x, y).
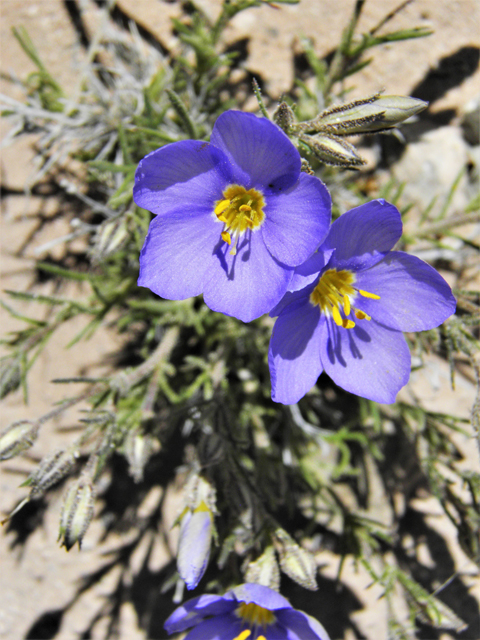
top-left (134, 111), bottom-right (331, 322)
top-left (268, 200), bottom-right (456, 404)
top-left (164, 582), bottom-right (331, 640)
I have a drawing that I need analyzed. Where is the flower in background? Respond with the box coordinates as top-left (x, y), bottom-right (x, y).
top-left (134, 110), bottom-right (331, 322)
top-left (164, 582), bottom-right (331, 640)
top-left (268, 200), bottom-right (456, 404)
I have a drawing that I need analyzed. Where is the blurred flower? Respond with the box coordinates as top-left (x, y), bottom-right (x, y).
top-left (268, 200), bottom-right (456, 404)
top-left (134, 110), bottom-right (331, 322)
top-left (164, 583), bottom-right (331, 640)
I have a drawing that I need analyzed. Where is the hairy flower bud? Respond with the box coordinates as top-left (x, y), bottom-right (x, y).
top-left (59, 477), bottom-right (95, 550)
top-left (272, 101), bottom-right (295, 133)
top-left (0, 356), bottom-right (21, 399)
top-left (0, 420), bottom-right (39, 461)
top-left (244, 545), bottom-right (280, 590)
top-left (273, 528), bottom-right (318, 590)
top-left (92, 217), bottom-right (128, 263)
top-left (301, 132), bottom-right (365, 167)
top-left (124, 431), bottom-right (154, 483)
top-left (28, 449), bottom-right (77, 498)
top-left (313, 94), bottom-right (428, 135)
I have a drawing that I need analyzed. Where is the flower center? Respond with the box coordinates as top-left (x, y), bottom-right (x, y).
top-left (233, 602), bottom-right (275, 640)
top-left (310, 268), bottom-right (380, 329)
top-left (214, 185), bottom-right (266, 255)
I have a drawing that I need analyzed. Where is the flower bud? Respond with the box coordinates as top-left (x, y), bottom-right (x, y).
top-left (175, 475), bottom-right (217, 589)
top-left (273, 528), bottom-right (318, 590)
top-left (177, 502), bottom-right (213, 590)
top-left (301, 132), bottom-right (365, 167)
top-left (124, 431), bottom-right (154, 483)
top-left (59, 478), bottom-right (95, 550)
top-left (316, 95), bottom-right (428, 135)
top-left (0, 356), bottom-right (21, 399)
top-left (28, 449), bottom-right (77, 498)
top-left (244, 545), bottom-right (280, 590)
top-left (92, 217), bottom-right (128, 263)
top-left (0, 420), bottom-right (39, 461)
top-left (273, 101), bottom-right (295, 133)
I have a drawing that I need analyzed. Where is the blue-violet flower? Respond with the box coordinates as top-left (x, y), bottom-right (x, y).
top-left (134, 111), bottom-right (331, 322)
top-left (164, 582), bottom-right (331, 640)
top-left (268, 200), bottom-right (456, 404)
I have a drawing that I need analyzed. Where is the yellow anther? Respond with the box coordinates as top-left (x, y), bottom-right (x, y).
top-left (221, 231), bottom-right (232, 245)
top-left (331, 305), bottom-right (344, 327)
top-left (343, 295), bottom-right (351, 316)
top-left (358, 289), bottom-right (380, 300)
top-left (355, 309), bottom-right (371, 321)
top-left (342, 318), bottom-right (356, 329)
top-left (233, 631), bottom-right (251, 640)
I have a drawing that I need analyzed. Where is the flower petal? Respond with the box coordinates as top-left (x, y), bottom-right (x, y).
top-left (133, 140), bottom-right (233, 215)
top-left (183, 614), bottom-right (240, 640)
top-left (138, 210), bottom-right (220, 300)
top-left (287, 249), bottom-right (334, 294)
top-left (353, 251), bottom-right (456, 331)
top-left (164, 595), bottom-right (235, 634)
top-left (210, 111), bottom-right (301, 192)
top-left (269, 303), bottom-right (323, 404)
top-left (203, 231), bottom-right (293, 322)
top-left (322, 200), bottom-right (403, 271)
top-left (277, 609), bottom-right (331, 640)
top-left (320, 317), bottom-right (411, 404)
top-left (262, 173), bottom-right (331, 267)
top-left (232, 583), bottom-right (292, 610)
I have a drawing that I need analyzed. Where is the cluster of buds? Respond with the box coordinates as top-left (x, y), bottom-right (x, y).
top-left (273, 93), bottom-right (428, 168)
top-left (175, 474), bottom-right (217, 590)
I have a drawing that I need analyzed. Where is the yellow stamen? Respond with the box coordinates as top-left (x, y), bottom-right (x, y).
top-left (358, 289), bottom-right (381, 300)
top-left (310, 268), bottom-right (379, 329)
top-left (233, 631), bottom-right (251, 640)
top-left (355, 309), bottom-right (371, 321)
top-left (214, 185), bottom-right (265, 255)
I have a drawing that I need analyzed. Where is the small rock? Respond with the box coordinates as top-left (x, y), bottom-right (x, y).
top-left (393, 125), bottom-right (470, 212)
